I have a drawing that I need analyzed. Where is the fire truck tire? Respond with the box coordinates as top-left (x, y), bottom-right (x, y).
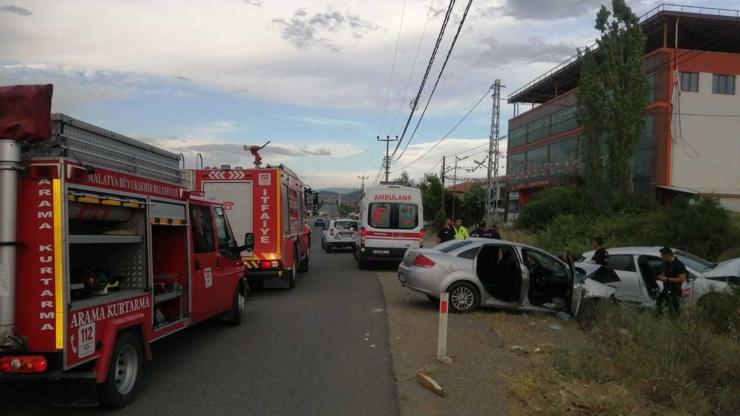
top-left (299, 251), bottom-right (309, 272)
top-left (226, 283), bottom-right (245, 326)
top-left (98, 331), bottom-right (144, 408)
top-left (288, 248), bottom-right (298, 289)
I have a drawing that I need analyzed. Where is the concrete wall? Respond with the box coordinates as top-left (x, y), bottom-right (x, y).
top-left (671, 71), bottom-right (740, 196)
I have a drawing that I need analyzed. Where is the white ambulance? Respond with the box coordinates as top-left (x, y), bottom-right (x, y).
top-left (355, 185), bottom-right (424, 268)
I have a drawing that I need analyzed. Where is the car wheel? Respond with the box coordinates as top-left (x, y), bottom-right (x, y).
top-left (225, 283), bottom-right (246, 326)
top-left (299, 251), bottom-right (309, 272)
top-left (98, 331), bottom-right (144, 408)
top-left (447, 282), bottom-right (479, 313)
top-left (358, 254), bottom-right (368, 270)
top-left (320, 239), bottom-right (326, 250)
top-left (326, 244), bottom-right (332, 253)
top-left (288, 249), bottom-right (297, 289)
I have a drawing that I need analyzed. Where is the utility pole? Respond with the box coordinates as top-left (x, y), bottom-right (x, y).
top-left (358, 175), bottom-right (369, 193)
top-left (486, 79), bottom-right (503, 227)
top-left (440, 156), bottom-right (446, 216)
top-left (377, 135), bottom-right (398, 183)
top-left (451, 155), bottom-right (469, 220)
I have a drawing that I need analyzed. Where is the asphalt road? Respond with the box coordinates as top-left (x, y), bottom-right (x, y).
top-left (2, 227), bottom-right (399, 416)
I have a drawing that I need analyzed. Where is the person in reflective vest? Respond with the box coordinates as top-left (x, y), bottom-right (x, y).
top-left (453, 219), bottom-right (469, 240)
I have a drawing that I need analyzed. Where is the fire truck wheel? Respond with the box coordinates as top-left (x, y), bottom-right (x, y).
top-left (99, 331), bottom-right (144, 408)
top-left (226, 283), bottom-right (245, 326)
top-left (299, 251), bottom-right (309, 273)
top-left (288, 249), bottom-right (298, 289)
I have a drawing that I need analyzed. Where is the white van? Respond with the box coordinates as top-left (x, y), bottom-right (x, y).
top-left (355, 185), bottom-right (424, 268)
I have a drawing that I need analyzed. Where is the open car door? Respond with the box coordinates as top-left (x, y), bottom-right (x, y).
top-left (567, 256), bottom-right (583, 316)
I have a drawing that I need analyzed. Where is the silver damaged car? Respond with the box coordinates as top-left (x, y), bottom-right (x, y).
top-left (398, 239), bottom-right (615, 314)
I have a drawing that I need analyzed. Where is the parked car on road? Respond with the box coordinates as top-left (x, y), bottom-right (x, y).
top-left (398, 238), bottom-right (615, 314)
top-left (314, 218), bottom-right (326, 227)
top-left (581, 247), bottom-right (732, 307)
top-left (321, 218), bottom-right (359, 252)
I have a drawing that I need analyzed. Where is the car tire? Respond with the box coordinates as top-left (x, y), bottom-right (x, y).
top-left (320, 239), bottom-right (326, 250)
top-left (299, 251), bottom-right (309, 272)
top-left (288, 249), bottom-right (297, 289)
top-left (447, 282), bottom-right (480, 313)
top-left (326, 244), bottom-right (332, 253)
top-left (358, 254), bottom-right (368, 270)
top-left (98, 331), bottom-right (144, 408)
top-left (225, 282), bottom-right (246, 326)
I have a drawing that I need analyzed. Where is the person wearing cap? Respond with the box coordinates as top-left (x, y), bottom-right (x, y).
top-left (590, 236), bottom-right (609, 266)
top-left (656, 247), bottom-right (688, 316)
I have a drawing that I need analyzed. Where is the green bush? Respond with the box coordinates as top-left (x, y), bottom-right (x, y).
top-left (519, 188), bottom-right (740, 261)
top-left (516, 187), bottom-right (590, 231)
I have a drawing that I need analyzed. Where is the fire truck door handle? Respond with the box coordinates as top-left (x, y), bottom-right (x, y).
top-left (195, 261), bottom-right (201, 271)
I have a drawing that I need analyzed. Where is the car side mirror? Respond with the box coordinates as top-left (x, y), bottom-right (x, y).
top-left (245, 233), bottom-right (255, 252)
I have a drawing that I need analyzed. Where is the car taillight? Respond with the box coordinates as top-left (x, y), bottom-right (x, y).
top-left (419, 229), bottom-right (425, 248)
top-left (413, 254), bottom-right (436, 268)
top-left (259, 260), bottom-right (280, 269)
top-left (0, 356), bottom-right (48, 373)
top-left (360, 227), bottom-right (366, 247)
top-left (330, 228), bottom-right (335, 236)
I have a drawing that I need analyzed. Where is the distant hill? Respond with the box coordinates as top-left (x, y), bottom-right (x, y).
top-left (317, 187), bottom-right (356, 194)
top-left (318, 189), bottom-right (362, 203)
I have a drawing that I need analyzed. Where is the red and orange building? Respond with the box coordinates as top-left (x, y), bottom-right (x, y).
top-left (505, 4), bottom-right (740, 214)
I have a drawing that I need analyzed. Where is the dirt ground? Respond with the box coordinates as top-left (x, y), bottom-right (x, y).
top-left (376, 269), bottom-right (590, 416)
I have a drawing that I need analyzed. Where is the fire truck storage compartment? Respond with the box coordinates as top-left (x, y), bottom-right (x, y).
top-left (67, 190), bottom-right (147, 305)
top-left (150, 201), bottom-right (188, 327)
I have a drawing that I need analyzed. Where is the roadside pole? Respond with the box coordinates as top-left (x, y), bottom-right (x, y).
top-left (437, 292), bottom-right (452, 363)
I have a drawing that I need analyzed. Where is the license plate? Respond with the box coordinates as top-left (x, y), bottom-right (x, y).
top-left (372, 249), bottom-right (390, 255)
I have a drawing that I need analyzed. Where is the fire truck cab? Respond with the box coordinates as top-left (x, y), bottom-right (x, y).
top-left (0, 85), bottom-right (247, 407)
top-left (189, 164), bottom-right (311, 290)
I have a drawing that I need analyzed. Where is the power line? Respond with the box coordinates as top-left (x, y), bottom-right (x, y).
top-left (388, 0), bottom-right (436, 137)
top-left (387, 0), bottom-right (458, 161)
top-left (394, 0), bottom-right (475, 162)
top-left (392, 84), bottom-right (491, 173)
top-left (377, 0), bottom-right (408, 136)
top-left (366, 0), bottom-right (408, 175)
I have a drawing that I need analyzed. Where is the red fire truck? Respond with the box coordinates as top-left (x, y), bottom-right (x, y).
top-left (189, 153), bottom-right (311, 290)
top-left (0, 85), bottom-right (247, 407)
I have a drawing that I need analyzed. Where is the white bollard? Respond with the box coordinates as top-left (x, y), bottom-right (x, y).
top-left (437, 292), bottom-right (452, 363)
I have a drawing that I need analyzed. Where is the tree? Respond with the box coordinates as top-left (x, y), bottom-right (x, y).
top-left (576, 0), bottom-right (648, 206)
top-left (391, 171), bottom-right (415, 186)
top-left (460, 185), bottom-right (486, 225)
top-left (420, 175), bottom-right (445, 222)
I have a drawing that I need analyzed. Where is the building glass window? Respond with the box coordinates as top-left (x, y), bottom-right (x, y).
top-left (526, 146), bottom-right (548, 178)
top-left (712, 74), bottom-right (736, 95)
top-left (508, 152), bottom-right (526, 181)
top-left (631, 115), bottom-right (654, 193)
top-left (680, 72), bottom-right (699, 92)
top-left (550, 106), bottom-right (577, 136)
top-left (549, 138), bottom-right (578, 176)
top-left (647, 73), bottom-right (657, 102)
top-left (509, 126), bottom-right (527, 148)
top-left (527, 117), bottom-right (550, 143)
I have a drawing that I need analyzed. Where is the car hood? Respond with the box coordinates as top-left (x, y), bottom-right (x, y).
top-left (704, 258), bottom-right (740, 278)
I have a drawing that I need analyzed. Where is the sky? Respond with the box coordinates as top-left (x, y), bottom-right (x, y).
top-left (2, 0), bottom-right (737, 188)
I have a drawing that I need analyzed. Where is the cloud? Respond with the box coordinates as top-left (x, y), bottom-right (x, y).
top-left (482, 0), bottom-right (603, 20)
top-left (458, 37), bottom-right (577, 67)
top-left (284, 115), bottom-right (367, 129)
top-left (272, 7), bottom-right (381, 51)
top-left (1, 5), bottom-right (32, 16)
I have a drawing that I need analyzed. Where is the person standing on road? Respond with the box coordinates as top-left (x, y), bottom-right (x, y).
top-left (656, 247), bottom-right (688, 316)
top-left (437, 218), bottom-right (455, 244)
top-left (591, 236), bottom-right (609, 265)
top-left (453, 219), bottom-right (469, 240)
top-left (484, 223), bottom-right (502, 239)
top-left (470, 222), bottom-right (486, 238)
